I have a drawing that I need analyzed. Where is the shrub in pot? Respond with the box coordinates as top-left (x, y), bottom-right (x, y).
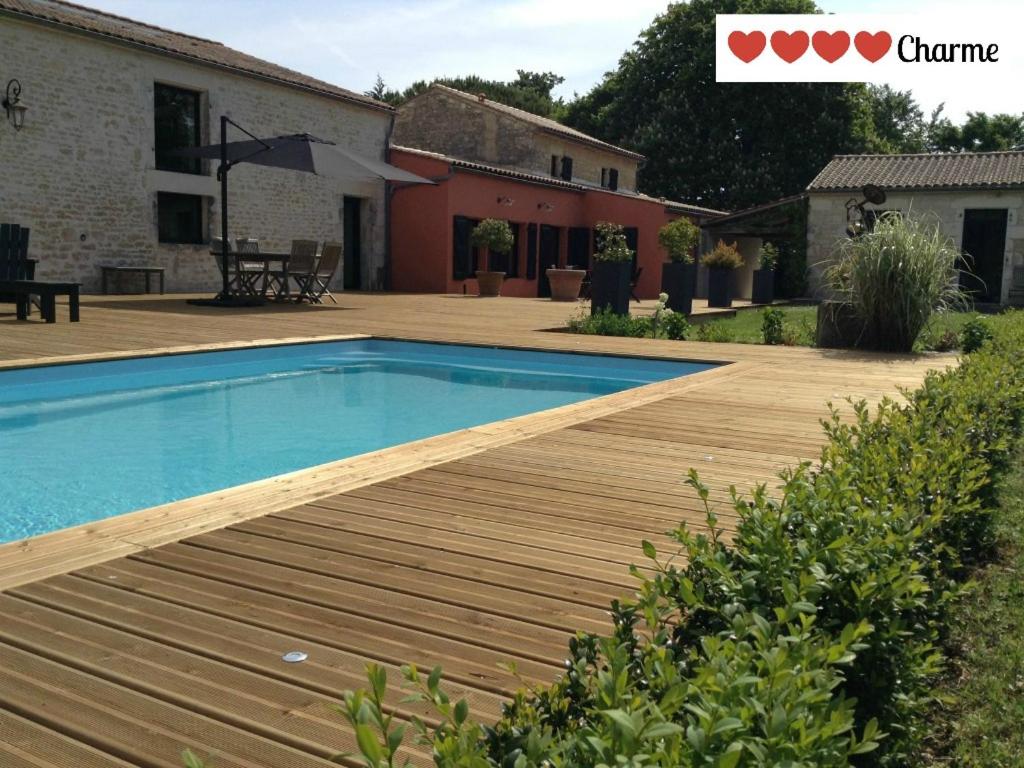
top-left (469, 218), bottom-right (514, 297)
top-left (751, 241), bottom-right (777, 305)
top-left (703, 240), bottom-right (743, 308)
top-left (591, 221), bottom-right (634, 316)
top-left (658, 217), bottom-right (699, 315)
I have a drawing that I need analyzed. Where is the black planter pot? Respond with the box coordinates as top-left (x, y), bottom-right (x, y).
top-left (591, 261), bottom-right (632, 315)
top-left (751, 269), bottom-right (775, 305)
top-left (706, 268), bottom-right (733, 308)
top-left (660, 262), bottom-right (696, 315)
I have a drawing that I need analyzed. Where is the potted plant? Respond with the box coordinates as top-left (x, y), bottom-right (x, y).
top-left (590, 221), bottom-right (634, 315)
top-left (469, 218), bottom-right (514, 297)
top-left (658, 217), bottom-right (700, 315)
top-left (546, 265), bottom-right (585, 301)
top-left (703, 239), bottom-right (743, 308)
top-left (751, 241), bottom-right (777, 305)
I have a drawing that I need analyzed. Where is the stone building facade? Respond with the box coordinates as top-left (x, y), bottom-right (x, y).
top-left (806, 153), bottom-right (1024, 306)
top-left (392, 84), bottom-right (643, 193)
top-left (0, 0), bottom-right (394, 293)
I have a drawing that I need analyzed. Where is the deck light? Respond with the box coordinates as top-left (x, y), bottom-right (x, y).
top-left (3, 79), bottom-right (27, 131)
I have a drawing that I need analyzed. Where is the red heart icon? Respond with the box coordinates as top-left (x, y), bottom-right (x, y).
top-left (812, 30), bottom-right (850, 62)
top-left (728, 31), bottom-right (767, 63)
top-left (770, 30), bottom-right (810, 63)
top-left (854, 31), bottom-right (892, 62)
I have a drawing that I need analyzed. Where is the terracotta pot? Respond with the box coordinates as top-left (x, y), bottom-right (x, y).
top-left (475, 271), bottom-right (505, 297)
top-left (546, 268), bottom-right (585, 301)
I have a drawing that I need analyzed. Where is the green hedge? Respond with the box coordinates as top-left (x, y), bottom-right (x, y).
top-left (185, 313), bottom-right (1024, 768)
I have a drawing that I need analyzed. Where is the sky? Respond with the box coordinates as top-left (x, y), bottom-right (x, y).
top-left (81, 0), bottom-right (1023, 122)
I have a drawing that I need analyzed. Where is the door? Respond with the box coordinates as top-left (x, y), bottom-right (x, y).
top-left (538, 224), bottom-right (560, 297)
top-left (342, 197), bottom-right (362, 290)
top-left (567, 227), bottom-right (590, 269)
top-left (961, 209), bottom-right (1007, 303)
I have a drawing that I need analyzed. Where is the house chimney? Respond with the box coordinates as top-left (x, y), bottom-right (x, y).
top-left (477, 92), bottom-right (486, 102)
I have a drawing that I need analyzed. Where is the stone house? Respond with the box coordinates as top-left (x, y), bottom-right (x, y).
top-left (806, 152), bottom-right (1024, 306)
top-left (0, 0), bottom-right (394, 293)
top-left (389, 85), bottom-right (724, 299)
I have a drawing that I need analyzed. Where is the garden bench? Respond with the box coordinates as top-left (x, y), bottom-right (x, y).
top-left (100, 265), bottom-right (165, 295)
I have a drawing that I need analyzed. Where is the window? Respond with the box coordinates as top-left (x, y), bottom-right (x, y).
top-left (502, 223), bottom-right (521, 277)
top-left (157, 192), bottom-right (205, 244)
top-left (526, 223), bottom-right (538, 279)
top-left (600, 168), bottom-right (620, 191)
top-left (550, 155), bottom-right (559, 177)
top-left (155, 83), bottom-right (202, 174)
top-left (560, 156), bottom-right (573, 181)
top-left (453, 216), bottom-right (480, 280)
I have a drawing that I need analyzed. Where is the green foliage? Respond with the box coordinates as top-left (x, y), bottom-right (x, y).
top-left (661, 311), bottom-right (691, 341)
top-left (928, 110), bottom-right (1024, 152)
top-left (567, 306), bottom-right (652, 337)
top-left (761, 307), bottom-right (785, 345)
top-left (825, 212), bottom-right (969, 353)
top-left (695, 321), bottom-right (735, 343)
top-left (757, 242), bottom-right (778, 271)
top-left (658, 218), bottom-right (700, 264)
top-left (961, 315), bottom-right (994, 353)
top-left (594, 222), bottom-right (634, 263)
top-left (469, 219), bottom-right (514, 256)
top-left (703, 240), bottom-right (743, 271)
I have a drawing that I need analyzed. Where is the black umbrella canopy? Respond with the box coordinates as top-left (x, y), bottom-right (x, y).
top-left (179, 133), bottom-right (433, 184)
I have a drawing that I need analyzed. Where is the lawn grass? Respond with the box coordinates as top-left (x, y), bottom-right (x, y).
top-left (924, 442), bottom-right (1024, 766)
top-left (694, 305), bottom-right (984, 350)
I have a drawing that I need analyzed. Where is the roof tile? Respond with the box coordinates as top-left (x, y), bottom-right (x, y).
top-left (0, 0), bottom-right (392, 112)
top-left (808, 151), bottom-right (1024, 191)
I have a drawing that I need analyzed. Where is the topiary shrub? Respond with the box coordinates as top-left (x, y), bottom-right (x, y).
top-left (594, 221), bottom-right (634, 263)
top-left (702, 240), bottom-right (744, 270)
top-left (658, 218), bottom-right (700, 264)
top-left (469, 218), bottom-right (513, 257)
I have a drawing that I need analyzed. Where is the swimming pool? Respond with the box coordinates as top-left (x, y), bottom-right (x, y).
top-left (0, 340), bottom-right (713, 543)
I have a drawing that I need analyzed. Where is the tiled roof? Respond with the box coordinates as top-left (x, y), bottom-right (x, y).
top-left (428, 84), bottom-right (645, 161)
top-left (390, 145), bottom-right (724, 218)
top-left (0, 0), bottom-right (393, 112)
top-left (808, 151), bottom-right (1024, 192)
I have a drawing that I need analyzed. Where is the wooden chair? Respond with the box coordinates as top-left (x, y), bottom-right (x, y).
top-left (234, 238), bottom-right (267, 296)
top-left (630, 266), bottom-right (644, 303)
top-left (296, 241), bottom-right (342, 304)
top-left (1, 223), bottom-right (37, 314)
top-left (267, 239), bottom-right (318, 301)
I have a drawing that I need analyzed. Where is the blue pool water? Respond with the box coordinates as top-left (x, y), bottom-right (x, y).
top-left (0, 340), bottom-right (713, 542)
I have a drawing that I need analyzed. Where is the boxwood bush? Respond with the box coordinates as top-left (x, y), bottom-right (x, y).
top-left (185, 313), bottom-right (1024, 768)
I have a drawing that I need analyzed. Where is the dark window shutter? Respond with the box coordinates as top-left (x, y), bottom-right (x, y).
top-left (506, 222), bottom-right (520, 277)
top-left (609, 169), bottom-right (619, 191)
top-left (526, 223), bottom-right (538, 279)
top-left (625, 226), bottom-right (639, 269)
top-left (550, 155), bottom-right (559, 176)
top-left (452, 216), bottom-right (474, 280)
top-left (560, 156), bottom-right (573, 181)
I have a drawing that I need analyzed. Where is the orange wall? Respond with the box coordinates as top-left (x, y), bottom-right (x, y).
top-left (390, 149), bottom-right (692, 299)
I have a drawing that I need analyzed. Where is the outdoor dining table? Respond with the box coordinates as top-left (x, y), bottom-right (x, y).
top-left (235, 252), bottom-right (290, 300)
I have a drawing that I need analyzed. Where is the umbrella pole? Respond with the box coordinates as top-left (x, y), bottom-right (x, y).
top-left (219, 114), bottom-right (230, 300)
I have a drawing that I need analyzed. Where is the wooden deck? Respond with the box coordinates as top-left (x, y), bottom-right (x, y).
top-left (0, 294), bottom-right (951, 767)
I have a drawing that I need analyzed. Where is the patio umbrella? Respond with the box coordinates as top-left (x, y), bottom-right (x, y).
top-left (179, 116), bottom-right (433, 305)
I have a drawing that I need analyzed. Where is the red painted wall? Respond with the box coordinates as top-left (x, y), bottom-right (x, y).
top-left (389, 148), bottom-right (692, 299)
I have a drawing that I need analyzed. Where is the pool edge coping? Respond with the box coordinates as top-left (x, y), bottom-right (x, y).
top-left (0, 337), bottom-right (753, 591)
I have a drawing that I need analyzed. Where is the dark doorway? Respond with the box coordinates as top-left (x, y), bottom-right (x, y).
top-left (567, 227), bottom-right (590, 270)
top-left (538, 224), bottom-right (560, 297)
top-left (526, 223), bottom-right (538, 281)
top-left (343, 196), bottom-right (362, 290)
top-left (961, 209), bottom-right (1007, 303)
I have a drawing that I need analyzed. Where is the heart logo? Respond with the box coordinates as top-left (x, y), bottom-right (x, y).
top-left (854, 31), bottom-right (892, 62)
top-left (770, 30), bottom-right (810, 63)
top-left (811, 30), bottom-right (850, 62)
top-left (728, 31), bottom-right (767, 63)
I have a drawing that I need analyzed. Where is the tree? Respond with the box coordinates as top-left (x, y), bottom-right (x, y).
top-left (562, 0), bottom-right (878, 210)
top-left (864, 85), bottom-right (927, 153)
top-left (927, 110), bottom-right (1024, 152)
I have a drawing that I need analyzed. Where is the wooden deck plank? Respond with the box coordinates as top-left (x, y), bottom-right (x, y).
top-left (0, 294), bottom-right (951, 768)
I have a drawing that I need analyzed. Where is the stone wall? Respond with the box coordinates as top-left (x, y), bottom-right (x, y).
top-left (392, 88), bottom-right (639, 192)
top-left (807, 190), bottom-right (1024, 304)
top-left (0, 17), bottom-right (392, 293)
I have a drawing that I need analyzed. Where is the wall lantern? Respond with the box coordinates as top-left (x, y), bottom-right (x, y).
top-left (496, 196), bottom-right (514, 206)
top-left (537, 202), bottom-right (554, 212)
top-left (3, 79), bottom-right (27, 131)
